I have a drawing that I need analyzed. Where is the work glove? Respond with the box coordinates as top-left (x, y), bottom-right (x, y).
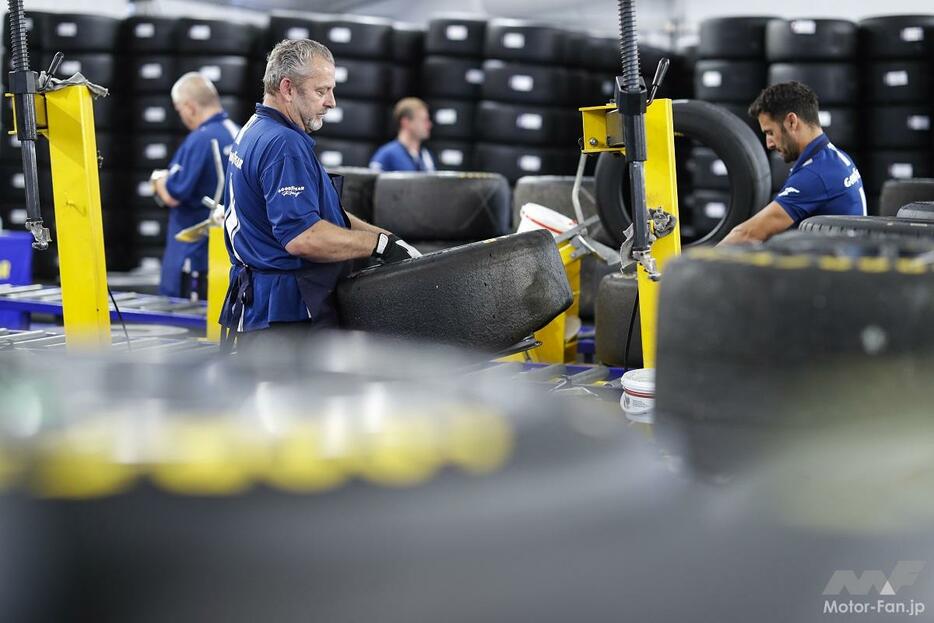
top-left (372, 232), bottom-right (422, 264)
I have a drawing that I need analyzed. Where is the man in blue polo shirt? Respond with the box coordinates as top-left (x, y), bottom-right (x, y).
top-left (219, 39), bottom-right (420, 346)
top-left (151, 72), bottom-right (239, 298)
top-left (369, 97), bottom-right (436, 172)
top-left (720, 81), bottom-right (866, 245)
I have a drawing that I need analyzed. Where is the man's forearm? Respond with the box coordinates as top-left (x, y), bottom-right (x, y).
top-left (285, 219), bottom-right (379, 261)
top-left (153, 176), bottom-right (180, 208)
top-left (347, 212), bottom-right (389, 235)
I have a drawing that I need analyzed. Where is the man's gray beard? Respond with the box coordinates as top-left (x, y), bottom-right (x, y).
top-left (306, 117), bottom-right (324, 133)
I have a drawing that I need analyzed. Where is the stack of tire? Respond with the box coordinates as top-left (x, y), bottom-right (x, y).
top-left (125, 17), bottom-right (257, 273)
top-left (422, 16), bottom-right (487, 173)
top-left (690, 17), bottom-right (771, 241)
top-left (859, 15), bottom-right (934, 213)
top-left (475, 19), bottom-right (577, 183)
top-left (764, 19), bottom-right (862, 207)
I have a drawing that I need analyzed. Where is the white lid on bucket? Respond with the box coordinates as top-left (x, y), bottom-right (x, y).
top-left (517, 202), bottom-right (577, 236)
top-left (621, 368), bottom-right (655, 396)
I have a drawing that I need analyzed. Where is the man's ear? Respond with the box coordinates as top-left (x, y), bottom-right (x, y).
top-left (279, 77), bottom-right (293, 101)
top-left (784, 112), bottom-right (799, 132)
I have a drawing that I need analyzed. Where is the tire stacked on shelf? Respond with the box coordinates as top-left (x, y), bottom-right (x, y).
top-left (123, 16), bottom-right (182, 273)
top-left (423, 16), bottom-right (487, 173)
top-left (765, 19), bottom-right (862, 207)
top-left (690, 17), bottom-right (772, 242)
top-left (858, 15), bottom-right (934, 213)
top-left (475, 19), bottom-right (577, 183)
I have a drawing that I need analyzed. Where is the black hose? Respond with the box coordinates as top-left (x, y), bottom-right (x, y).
top-left (617, 0), bottom-right (640, 90)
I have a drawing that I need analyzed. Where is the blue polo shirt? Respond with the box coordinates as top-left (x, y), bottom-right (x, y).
top-left (222, 104), bottom-right (350, 331)
top-left (773, 135), bottom-right (867, 225)
top-left (369, 140), bottom-right (436, 172)
top-left (160, 111), bottom-right (239, 297)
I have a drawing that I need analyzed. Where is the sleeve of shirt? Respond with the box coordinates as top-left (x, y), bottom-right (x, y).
top-left (773, 169), bottom-right (828, 224)
top-left (165, 134), bottom-right (211, 202)
top-left (369, 145), bottom-right (389, 171)
top-left (260, 155), bottom-right (322, 247)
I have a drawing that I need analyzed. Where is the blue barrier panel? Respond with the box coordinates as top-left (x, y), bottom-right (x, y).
top-left (0, 231), bottom-right (34, 329)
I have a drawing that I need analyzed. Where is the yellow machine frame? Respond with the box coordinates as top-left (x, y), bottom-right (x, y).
top-left (580, 99), bottom-right (681, 368)
top-left (8, 86), bottom-right (111, 349)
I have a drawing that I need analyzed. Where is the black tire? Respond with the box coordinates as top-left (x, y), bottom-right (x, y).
top-left (475, 101), bottom-right (576, 146)
top-left (219, 97), bottom-right (250, 127)
top-left (767, 63), bottom-right (858, 106)
top-left (130, 134), bottom-right (179, 170)
top-left (130, 96), bottom-right (184, 132)
top-left (390, 66), bottom-right (418, 102)
top-left (586, 36), bottom-right (620, 72)
top-left (175, 19), bottom-right (258, 56)
top-left (481, 61), bottom-right (569, 106)
top-left (594, 271), bottom-right (642, 368)
top-left (314, 138), bottom-right (376, 170)
top-left (868, 106), bottom-right (932, 149)
top-left (864, 152), bottom-right (932, 195)
top-left (373, 171), bottom-right (510, 240)
top-left (426, 99), bottom-right (476, 141)
top-left (392, 24), bottom-right (425, 64)
top-left (866, 61), bottom-right (931, 104)
top-left (120, 17), bottom-right (178, 53)
top-left (694, 60), bottom-right (767, 103)
top-left (324, 166), bottom-right (378, 222)
top-left (127, 169), bottom-right (159, 208)
top-left (313, 16), bottom-right (393, 60)
top-left (425, 17), bottom-right (487, 57)
top-left (421, 56), bottom-right (485, 99)
top-left (579, 255), bottom-right (618, 322)
top-left (45, 53), bottom-right (115, 85)
top-left (332, 59), bottom-right (392, 100)
top-left (897, 202), bottom-right (934, 221)
top-left (690, 190), bottom-right (732, 239)
top-left (127, 56), bottom-right (177, 93)
top-left (655, 242), bottom-right (934, 425)
top-left (0, 165), bottom-right (52, 204)
top-left (698, 17), bottom-right (775, 59)
top-left (513, 175), bottom-right (597, 229)
top-left (177, 56), bottom-right (250, 95)
top-left (337, 230), bottom-right (572, 351)
top-left (134, 209), bottom-right (169, 246)
top-left (2, 10), bottom-right (45, 50)
top-left (316, 99), bottom-right (388, 141)
top-left (266, 13), bottom-right (319, 50)
top-left (800, 215), bottom-right (934, 239)
top-left (688, 146), bottom-right (730, 190)
top-left (765, 229), bottom-right (934, 256)
top-left (483, 20), bottom-right (565, 64)
top-left (879, 179), bottom-right (934, 217)
top-left (818, 107), bottom-right (859, 148)
top-left (427, 141), bottom-right (474, 172)
top-left (858, 15), bottom-right (934, 60)
top-left (705, 101), bottom-right (760, 134)
top-left (41, 13), bottom-right (120, 52)
top-left (765, 18), bottom-right (858, 61)
top-left (474, 143), bottom-right (576, 183)
top-left (402, 240), bottom-right (469, 254)
top-left (595, 99), bottom-right (771, 247)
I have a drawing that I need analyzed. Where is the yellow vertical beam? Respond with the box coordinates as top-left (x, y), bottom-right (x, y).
top-left (205, 226), bottom-right (230, 342)
top-left (637, 99), bottom-right (681, 368)
top-left (43, 86), bottom-right (111, 350)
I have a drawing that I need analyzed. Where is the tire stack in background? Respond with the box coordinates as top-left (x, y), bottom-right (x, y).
top-left (422, 16), bottom-right (487, 173)
top-left (689, 17), bottom-right (771, 242)
top-left (765, 19), bottom-right (861, 207)
top-left (859, 15), bottom-right (934, 214)
top-left (122, 15), bottom-right (181, 274)
top-left (310, 14), bottom-right (396, 168)
top-left (475, 19), bottom-right (577, 183)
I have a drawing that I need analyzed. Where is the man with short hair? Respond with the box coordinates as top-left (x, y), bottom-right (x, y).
top-left (369, 97), bottom-right (435, 172)
top-left (151, 72), bottom-right (239, 298)
top-left (219, 39), bottom-right (420, 345)
top-left (720, 81), bottom-right (866, 245)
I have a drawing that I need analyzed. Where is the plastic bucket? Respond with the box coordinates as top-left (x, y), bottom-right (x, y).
top-left (620, 368), bottom-right (655, 424)
top-left (516, 203), bottom-right (577, 236)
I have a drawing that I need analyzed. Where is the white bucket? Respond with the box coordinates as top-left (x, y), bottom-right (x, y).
top-left (517, 202), bottom-right (577, 236)
top-left (620, 368), bottom-right (655, 423)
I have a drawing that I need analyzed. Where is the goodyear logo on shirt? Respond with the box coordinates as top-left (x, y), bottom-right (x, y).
top-left (278, 185), bottom-right (305, 197)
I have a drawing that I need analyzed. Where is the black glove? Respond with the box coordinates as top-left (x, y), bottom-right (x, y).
top-left (372, 233), bottom-right (422, 264)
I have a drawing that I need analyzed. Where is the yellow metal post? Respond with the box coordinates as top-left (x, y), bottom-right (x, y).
top-left (205, 226), bottom-right (230, 342)
top-left (42, 86), bottom-right (111, 350)
top-left (579, 99), bottom-right (681, 368)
